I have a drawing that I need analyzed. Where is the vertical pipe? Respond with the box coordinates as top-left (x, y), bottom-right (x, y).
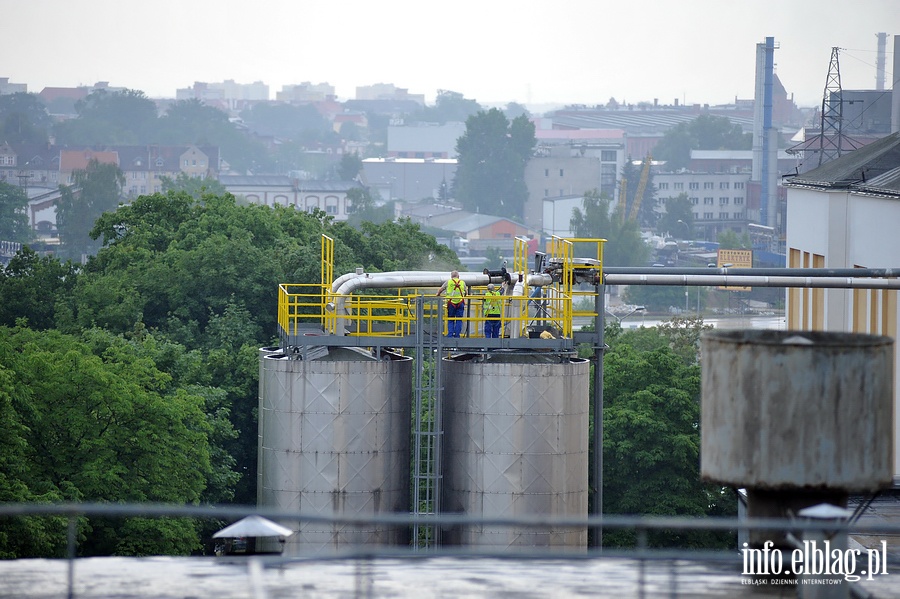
top-left (67, 515), bottom-right (76, 599)
top-left (591, 283), bottom-right (606, 548)
top-left (761, 36), bottom-right (775, 228)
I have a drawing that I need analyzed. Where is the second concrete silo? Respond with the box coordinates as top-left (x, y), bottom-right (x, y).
top-left (441, 352), bottom-right (590, 548)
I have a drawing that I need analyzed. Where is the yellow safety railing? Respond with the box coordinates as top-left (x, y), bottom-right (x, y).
top-left (566, 237), bottom-right (606, 325)
top-left (277, 236), bottom-right (604, 341)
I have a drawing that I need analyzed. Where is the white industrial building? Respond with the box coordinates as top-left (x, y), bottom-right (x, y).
top-left (784, 131), bottom-right (900, 476)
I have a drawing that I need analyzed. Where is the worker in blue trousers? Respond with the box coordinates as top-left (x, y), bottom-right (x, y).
top-left (482, 283), bottom-right (502, 338)
top-left (437, 270), bottom-right (467, 337)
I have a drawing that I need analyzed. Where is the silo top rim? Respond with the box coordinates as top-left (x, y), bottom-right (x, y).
top-left (701, 329), bottom-right (893, 348)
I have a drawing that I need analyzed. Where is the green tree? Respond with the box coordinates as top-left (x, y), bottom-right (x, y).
top-left (338, 152), bottom-right (363, 181)
top-left (0, 247), bottom-right (78, 330)
top-left (240, 102), bottom-right (330, 141)
top-left (0, 325), bottom-right (221, 556)
top-left (413, 90), bottom-right (482, 124)
top-left (158, 99), bottom-right (272, 175)
top-left (657, 193), bottom-right (694, 238)
top-left (717, 229), bottom-right (751, 249)
top-left (602, 339), bottom-right (734, 548)
top-left (0, 92), bottom-right (52, 144)
top-left (333, 218), bottom-right (458, 272)
top-left (345, 187), bottom-right (393, 227)
top-left (570, 190), bottom-right (649, 267)
top-left (503, 102), bottom-right (530, 120)
top-left (53, 89), bottom-right (158, 146)
top-left (0, 181), bottom-right (32, 243)
top-left (56, 159), bottom-right (125, 260)
top-left (160, 172), bottom-right (227, 198)
top-left (157, 99), bottom-right (231, 145)
top-left (454, 109), bottom-right (535, 219)
top-left (653, 114), bottom-right (752, 170)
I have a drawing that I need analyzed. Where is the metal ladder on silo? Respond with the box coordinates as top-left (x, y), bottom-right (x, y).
top-left (412, 295), bottom-right (443, 548)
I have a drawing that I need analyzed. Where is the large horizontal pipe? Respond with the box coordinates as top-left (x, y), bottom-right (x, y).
top-left (333, 271), bottom-right (552, 296)
top-left (330, 271), bottom-right (554, 335)
top-left (604, 267), bottom-right (900, 278)
top-left (604, 274), bottom-right (900, 289)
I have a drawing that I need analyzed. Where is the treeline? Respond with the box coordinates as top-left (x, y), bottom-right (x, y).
top-left (0, 191), bottom-right (458, 557)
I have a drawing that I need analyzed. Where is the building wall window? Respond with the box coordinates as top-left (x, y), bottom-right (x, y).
top-left (545, 169), bottom-right (549, 177)
top-left (674, 182), bottom-right (684, 190)
top-left (691, 197), bottom-right (699, 205)
top-left (703, 212), bottom-right (714, 219)
top-left (704, 197), bottom-right (714, 205)
top-left (559, 169), bottom-right (564, 177)
top-left (704, 181), bottom-right (714, 189)
top-left (658, 182), bottom-right (669, 190)
top-left (719, 211), bottom-right (728, 219)
top-left (689, 182), bottom-right (699, 190)
top-left (719, 197), bottom-right (729, 205)
top-left (733, 212), bottom-right (744, 219)
top-left (720, 182), bottom-right (730, 189)
top-left (601, 150), bottom-right (616, 161)
top-left (734, 182), bottom-right (744, 190)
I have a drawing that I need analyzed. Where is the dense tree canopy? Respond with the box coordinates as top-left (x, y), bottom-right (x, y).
top-left (453, 108), bottom-right (535, 219)
top-left (0, 92), bottom-right (52, 145)
top-left (0, 325), bottom-right (235, 556)
top-left (0, 247), bottom-right (77, 330)
top-left (53, 89), bottom-right (158, 146)
top-left (412, 90), bottom-right (482, 124)
top-left (653, 114), bottom-right (752, 170)
top-left (240, 102), bottom-right (332, 143)
top-left (601, 317), bottom-right (734, 548)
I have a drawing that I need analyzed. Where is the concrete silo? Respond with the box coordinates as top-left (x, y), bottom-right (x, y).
top-left (258, 347), bottom-right (412, 554)
top-left (441, 353), bottom-right (590, 548)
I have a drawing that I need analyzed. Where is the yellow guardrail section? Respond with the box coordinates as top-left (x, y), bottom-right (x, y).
top-left (277, 236), bottom-right (605, 340)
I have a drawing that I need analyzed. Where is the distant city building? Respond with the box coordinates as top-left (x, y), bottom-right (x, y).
top-left (276, 82), bottom-right (335, 103)
top-left (1, 143), bottom-right (221, 233)
top-left (387, 123), bottom-right (466, 159)
top-left (523, 128), bottom-right (626, 231)
top-left (360, 158), bottom-right (457, 202)
top-left (355, 83), bottom-right (425, 106)
top-left (219, 175), bottom-right (362, 221)
top-left (541, 195), bottom-right (585, 238)
top-left (176, 80), bottom-right (269, 109)
top-left (0, 77), bottom-right (27, 95)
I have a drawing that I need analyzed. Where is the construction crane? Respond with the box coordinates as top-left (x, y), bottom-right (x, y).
top-left (628, 154), bottom-right (652, 222)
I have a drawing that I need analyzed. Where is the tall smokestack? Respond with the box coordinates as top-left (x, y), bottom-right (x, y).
top-left (893, 35), bottom-right (900, 134)
top-left (876, 32), bottom-right (887, 91)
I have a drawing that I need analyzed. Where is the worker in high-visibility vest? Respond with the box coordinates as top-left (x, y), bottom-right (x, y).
top-left (482, 283), bottom-right (502, 338)
top-left (437, 270), bottom-right (467, 338)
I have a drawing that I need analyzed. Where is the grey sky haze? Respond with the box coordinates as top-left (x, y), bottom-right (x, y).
top-left (2, 0), bottom-right (898, 109)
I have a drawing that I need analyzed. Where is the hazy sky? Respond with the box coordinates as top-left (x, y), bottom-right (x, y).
top-left (2, 0), bottom-right (898, 110)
